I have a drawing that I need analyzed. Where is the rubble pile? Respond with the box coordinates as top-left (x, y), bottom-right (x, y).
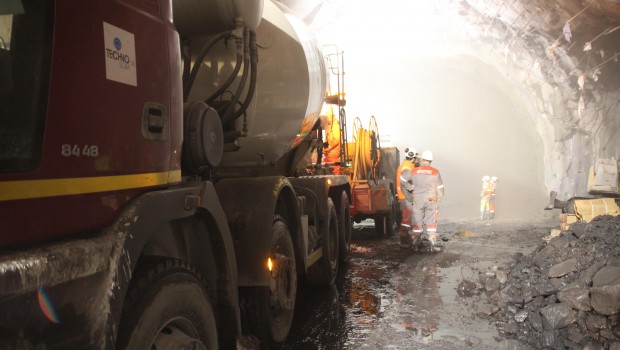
top-left (477, 215), bottom-right (620, 349)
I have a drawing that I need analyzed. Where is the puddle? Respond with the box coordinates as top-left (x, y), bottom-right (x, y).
top-left (278, 219), bottom-right (550, 349)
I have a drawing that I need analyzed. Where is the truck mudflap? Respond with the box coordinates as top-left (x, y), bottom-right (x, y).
top-left (0, 184), bottom-right (239, 349)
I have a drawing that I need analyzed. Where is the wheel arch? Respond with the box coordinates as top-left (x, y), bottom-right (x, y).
top-left (113, 182), bottom-right (240, 348)
top-left (214, 176), bottom-right (301, 287)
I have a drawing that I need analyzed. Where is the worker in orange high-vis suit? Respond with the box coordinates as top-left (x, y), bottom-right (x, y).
top-left (410, 150), bottom-right (444, 252)
top-left (489, 176), bottom-right (498, 219)
top-left (480, 175), bottom-right (496, 220)
top-left (480, 175), bottom-right (491, 220)
top-left (321, 106), bottom-right (341, 174)
top-left (396, 148), bottom-right (418, 248)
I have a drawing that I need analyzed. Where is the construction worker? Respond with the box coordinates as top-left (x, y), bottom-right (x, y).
top-left (410, 150), bottom-right (444, 252)
top-left (489, 176), bottom-right (498, 219)
top-left (320, 106), bottom-right (341, 174)
top-left (480, 175), bottom-right (495, 220)
top-left (396, 148), bottom-right (418, 248)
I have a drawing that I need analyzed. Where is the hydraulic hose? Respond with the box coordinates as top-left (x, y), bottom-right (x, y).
top-left (221, 27), bottom-right (250, 124)
top-left (205, 24), bottom-right (245, 105)
top-left (183, 32), bottom-right (228, 102)
top-left (351, 119), bottom-right (380, 182)
top-left (228, 30), bottom-right (258, 131)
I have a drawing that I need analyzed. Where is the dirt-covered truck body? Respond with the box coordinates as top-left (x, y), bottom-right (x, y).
top-left (0, 0), bottom-right (350, 348)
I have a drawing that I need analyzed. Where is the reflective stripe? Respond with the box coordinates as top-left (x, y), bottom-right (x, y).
top-left (0, 170), bottom-right (181, 202)
top-left (412, 229), bottom-right (423, 233)
top-left (427, 228), bottom-right (437, 232)
top-left (437, 185), bottom-right (444, 189)
top-left (401, 223), bottom-right (411, 227)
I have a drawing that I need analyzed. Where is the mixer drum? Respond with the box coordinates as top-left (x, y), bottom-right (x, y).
top-left (173, 0), bottom-right (264, 36)
top-left (219, 0), bottom-right (327, 168)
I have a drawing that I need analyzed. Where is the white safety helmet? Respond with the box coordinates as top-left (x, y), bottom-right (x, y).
top-left (421, 150), bottom-right (433, 162)
top-left (482, 175), bottom-right (490, 182)
top-left (404, 148), bottom-right (418, 160)
top-left (490, 176), bottom-right (498, 183)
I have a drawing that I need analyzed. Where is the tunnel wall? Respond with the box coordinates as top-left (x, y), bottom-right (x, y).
top-left (464, 19), bottom-right (620, 202)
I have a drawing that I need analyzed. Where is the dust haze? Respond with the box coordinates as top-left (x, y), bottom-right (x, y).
top-left (285, 0), bottom-right (550, 219)
top-left (343, 54), bottom-right (548, 219)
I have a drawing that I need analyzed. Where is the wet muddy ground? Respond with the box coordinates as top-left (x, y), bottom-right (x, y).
top-left (280, 217), bottom-right (557, 350)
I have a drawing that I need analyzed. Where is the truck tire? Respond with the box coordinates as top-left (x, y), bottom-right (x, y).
top-left (374, 213), bottom-right (388, 236)
top-left (388, 198), bottom-right (399, 236)
top-left (336, 191), bottom-right (352, 262)
top-left (306, 198), bottom-right (339, 286)
top-left (240, 217), bottom-right (297, 345)
top-left (116, 259), bottom-right (218, 350)
top-left (375, 213), bottom-right (395, 237)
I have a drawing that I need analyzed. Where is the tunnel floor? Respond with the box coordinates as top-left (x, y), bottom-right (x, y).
top-left (271, 217), bottom-right (557, 350)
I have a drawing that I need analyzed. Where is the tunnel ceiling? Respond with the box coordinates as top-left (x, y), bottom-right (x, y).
top-left (460, 0), bottom-right (620, 91)
top-left (282, 0), bottom-right (620, 201)
top-left (441, 0), bottom-right (620, 200)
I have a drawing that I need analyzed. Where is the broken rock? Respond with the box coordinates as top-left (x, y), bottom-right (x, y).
top-left (485, 277), bottom-right (501, 295)
top-left (540, 303), bottom-right (577, 330)
top-left (457, 279), bottom-right (478, 297)
top-left (496, 270), bottom-right (508, 284)
top-left (565, 323), bottom-right (588, 345)
top-left (528, 311), bottom-right (544, 332)
top-left (592, 266), bottom-right (620, 287)
top-left (549, 258), bottom-right (578, 278)
top-left (591, 283), bottom-right (620, 316)
top-left (586, 314), bottom-right (609, 332)
top-left (558, 283), bottom-right (592, 311)
top-left (579, 259), bottom-right (607, 285)
top-left (476, 303), bottom-right (499, 316)
top-left (515, 310), bottom-right (528, 323)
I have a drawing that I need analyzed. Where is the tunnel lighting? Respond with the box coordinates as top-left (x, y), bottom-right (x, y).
top-left (267, 257), bottom-right (274, 272)
top-left (327, 179), bottom-right (332, 185)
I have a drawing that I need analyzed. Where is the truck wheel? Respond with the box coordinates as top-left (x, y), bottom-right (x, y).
top-left (240, 217), bottom-right (297, 345)
top-left (388, 198), bottom-right (399, 236)
top-left (375, 207), bottom-right (397, 237)
top-left (116, 259), bottom-right (218, 350)
top-left (374, 213), bottom-right (388, 236)
top-left (306, 198), bottom-right (339, 286)
top-left (337, 191), bottom-right (352, 262)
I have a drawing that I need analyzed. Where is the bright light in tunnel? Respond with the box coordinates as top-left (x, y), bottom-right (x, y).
top-left (287, 0), bottom-right (551, 219)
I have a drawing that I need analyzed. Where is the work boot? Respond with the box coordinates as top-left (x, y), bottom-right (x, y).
top-left (409, 235), bottom-right (420, 252)
top-left (398, 228), bottom-right (410, 248)
top-left (399, 235), bottom-right (411, 249)
top-left (428, 237), bottom-right (442, 253)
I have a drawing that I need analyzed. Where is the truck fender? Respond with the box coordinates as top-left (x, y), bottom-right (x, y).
top-left (111, 184), bottom-right (240, 346)
top-left (214, 176), bottom-right (301, 287)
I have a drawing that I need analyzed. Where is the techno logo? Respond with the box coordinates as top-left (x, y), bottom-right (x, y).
top-left (114, 37), bottom-right (122, 51)
top-left (103, 22), bottom-right (137, 86)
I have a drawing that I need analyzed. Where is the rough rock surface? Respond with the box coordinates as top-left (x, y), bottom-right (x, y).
top-left (472, 215), bottom-right (620, 349)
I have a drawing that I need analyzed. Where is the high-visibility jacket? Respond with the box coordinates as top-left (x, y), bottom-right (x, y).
top-left (481, 181), bottom-right (494, 196)
top-left (323, 117), bottom-right (341, 162)
top-left (396, 159), bottom-right (415, 200)
top-left (411, 165), bottom-right (444, 201)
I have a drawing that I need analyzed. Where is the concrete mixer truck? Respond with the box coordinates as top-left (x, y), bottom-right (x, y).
top-left (0, 0), bottom-right (351, 348)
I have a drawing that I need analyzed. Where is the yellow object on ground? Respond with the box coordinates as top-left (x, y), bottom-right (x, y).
top-left (543, 229), bottom-right (563, 241)
top-left (574, 198), bottom-right (619, 222)
top-left (456, 230), bottom-right (476, 238)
